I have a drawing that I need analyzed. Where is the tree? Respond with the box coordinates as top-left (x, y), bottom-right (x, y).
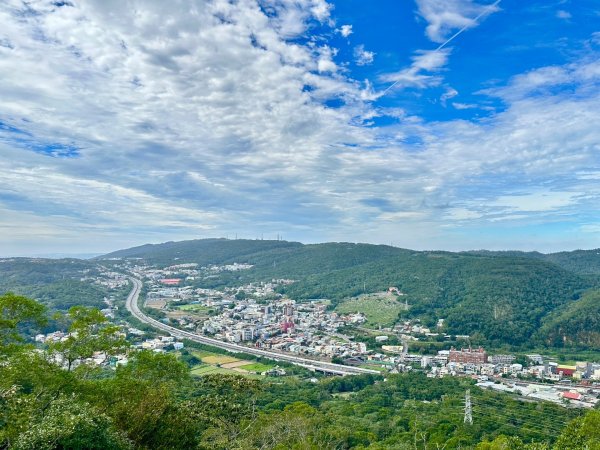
top-left (554, 410), bottom-right (600, 450)
top-left (10, 397), bottom-right (131, 450)
top-left (0, 292), bottom-right (46, 353)
top-left (48, 306), bottom-right (128, 371)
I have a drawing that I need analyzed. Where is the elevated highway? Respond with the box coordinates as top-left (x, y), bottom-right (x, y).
top-left (125, 277), bottom-right (380, 376)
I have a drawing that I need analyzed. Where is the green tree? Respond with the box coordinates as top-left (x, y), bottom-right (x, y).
top-left (554, 410), bottom-right (600, 450)
top-left (0, 292), bottom-right (46, 353)
top-left (48, 306), bottom-right (128, 372)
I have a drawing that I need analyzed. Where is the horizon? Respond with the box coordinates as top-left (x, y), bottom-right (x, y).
top-left (2, 1), bottom-right (600, 254)
top-left (2, 236), bottom-right (599, 259)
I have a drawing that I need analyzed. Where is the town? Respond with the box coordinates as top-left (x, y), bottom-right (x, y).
top-left (45, 259), bottom-right (591, 409)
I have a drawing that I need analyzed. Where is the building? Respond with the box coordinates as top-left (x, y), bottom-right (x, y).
top-left (449, 347), bottom-right (488, 365)
top-left (556, 365), bottom-right (577, 378)
top-left (561, 391), bottom-right (582, 401)
top-left (527, 354), bottom-right (544, 364)
top-left (283, 304), bottom-right (294, 317)
top-left (490, 354), bottom-right (515, 365)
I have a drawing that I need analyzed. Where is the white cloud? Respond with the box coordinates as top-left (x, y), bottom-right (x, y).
top-left (380, 49), bottom-right (450, 89)
top-left (353, 44), bottom-right (375, 66)
top-left (556, 10), bottom-right (572, 20)
top-left (452, 102), bottom-right (477, 109)
top-left (440, 87), bottom-right (458, 106)
top-left (415, 0), bottom-right (501, 43)
top-left (489, 191), bottom-right (579, 213)
top-left (338, 24), bottom-right (353, 37)
top-left (1, 1), bottom-right (600, 253)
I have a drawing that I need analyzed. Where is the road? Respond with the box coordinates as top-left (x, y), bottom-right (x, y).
top-left (125, 277), bottom-right (380, 376)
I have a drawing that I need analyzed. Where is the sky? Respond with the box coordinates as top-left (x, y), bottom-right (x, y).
top-left (1, 0), bottom-right (600, 256)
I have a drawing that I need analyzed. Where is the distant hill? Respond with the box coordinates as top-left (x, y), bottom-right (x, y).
top-left (98, 238), bottom-right (303, 266)
top-left (97, 239), bottom-right (600, 348)
top-left (0, 257), bottom-right (108, 310)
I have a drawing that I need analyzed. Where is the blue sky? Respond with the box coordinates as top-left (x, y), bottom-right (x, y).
top-left (1, 0), bottom-right (600, 255)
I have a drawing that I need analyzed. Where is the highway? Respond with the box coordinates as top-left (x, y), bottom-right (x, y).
top-left (125, 277), bottom-right (380, 376)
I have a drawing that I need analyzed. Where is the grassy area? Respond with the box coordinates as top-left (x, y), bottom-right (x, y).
top-left (191, 350), bottom-right (215, 359)
top-left (202, 354), bottom-right (240, 365)
top-left (177, 303), bottom-right (212, 313)
top-left (335, 293), bottom-right (405, 327)
top-left (239, 362), bottom-right (274, 373)
top-left (190, 365), bottom-right (239, 376)
top-left (359, 364), bottom-right (388, 372)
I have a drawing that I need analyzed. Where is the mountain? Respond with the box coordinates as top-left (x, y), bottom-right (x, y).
top-left (98, 239), bottom-right (599, 348)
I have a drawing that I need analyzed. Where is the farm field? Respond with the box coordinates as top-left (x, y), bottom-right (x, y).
top-left (177, 303), bottom-right (212, 313)
top-left (190, 365), bottom-right (237, 376)
top-left (239, 362), bottom-right (275, 373)
top-left (188, 350), bottom-right (272, 379)
top-left (201, 354), bottom-right (240, 365)
top-left (335, 292), bottom-right (406, 328)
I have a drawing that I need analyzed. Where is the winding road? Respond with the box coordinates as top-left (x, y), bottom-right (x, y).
top-left (125, 277), bottom-right (380, 376)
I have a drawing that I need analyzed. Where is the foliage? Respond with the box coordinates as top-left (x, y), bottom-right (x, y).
top-left (48, 306), bottom-right (128, 371)
top-left (537, 289), bottom-right (600, 349)
top-left (1, 293), bottom-right (598, 449)
top-left (335, 293), bottom-right (406, 328)
top-left (0, 258), bottom-right (108, 311)
top-left (0, 293), bottom-right (46, 351)
top-left (554, 410), bottom-right (600, 450)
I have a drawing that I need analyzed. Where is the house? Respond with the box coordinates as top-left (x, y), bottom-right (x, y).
top-left (561, 391), bottom-right (582, 401)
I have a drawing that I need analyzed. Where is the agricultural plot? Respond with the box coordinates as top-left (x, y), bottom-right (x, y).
top-left (238, 362), bottom-right (275, 373)
top-left (190, 365), bottom-right (238, 376)
top-left (201, 354), bottom-right (240, 365)
top-left (177, 303), bottom-right (212, 313)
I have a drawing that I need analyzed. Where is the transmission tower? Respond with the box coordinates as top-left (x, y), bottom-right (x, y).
top-left (464, 389), bottom-right (473, 425)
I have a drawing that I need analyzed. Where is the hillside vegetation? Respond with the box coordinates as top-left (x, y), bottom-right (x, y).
top-left (1, 293), bottom-right (598, 450)
top-left (97, 239), bottom-right (600, 349)
top-left (3, 240), bottom-right (599, 350)
top-left (0, 258), bottom-right (108, 310)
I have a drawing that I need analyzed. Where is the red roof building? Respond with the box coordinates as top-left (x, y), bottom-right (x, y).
top-left (449, 347), bottom-right (488, 364)
top-left (159, 279), bottom-right (181, 285)
top-left (561, 391), bottom-right (582, 401)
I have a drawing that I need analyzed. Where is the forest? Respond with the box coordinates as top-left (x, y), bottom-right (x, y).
top-left (1, 292), bottom-right (599, 449)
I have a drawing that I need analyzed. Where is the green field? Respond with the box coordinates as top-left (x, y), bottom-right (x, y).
top-left (239, 362), bottom-right (274, 373)
top-left (190, 365), bottom-right (238, 376)
top-left (177, 303), bottom-right (212, 313)
top-left (335, 293), bottom-right (405, 327)
top-left (201, 354), bottom-right (240, 365)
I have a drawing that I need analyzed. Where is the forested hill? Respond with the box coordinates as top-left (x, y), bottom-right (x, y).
top-left (0, 257), bottom-right (108, 310)
top-left (98, 238), bottom-right (304, 267)
top-left (465, 249), bottom-right (600, 276)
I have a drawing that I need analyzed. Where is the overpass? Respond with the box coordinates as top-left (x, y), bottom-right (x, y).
top-left (125, 277), bottom-right (380, 376)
